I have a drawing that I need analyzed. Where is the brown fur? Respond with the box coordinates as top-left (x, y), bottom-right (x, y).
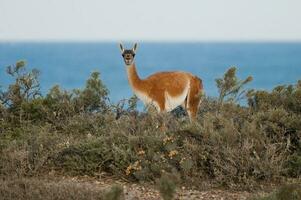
top-left (126, 63), bottom-right (203, 120)
top-left (186, 76), bottom-right (203, 120)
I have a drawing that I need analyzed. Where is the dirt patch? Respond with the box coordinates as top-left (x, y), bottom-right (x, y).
top-left (0, 176), bottom-right (263, 200)
top-left (123, 184), bottom-right (255, 200)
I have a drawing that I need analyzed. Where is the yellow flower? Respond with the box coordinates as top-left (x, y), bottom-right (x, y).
top-left (168, 150), bottom-right (178, 158)
top-left (125, 166), bottom-right (132, 176)
top-left (137, 150), bottom-right (145, 156)
top-left (180, 157), bottom-right (186, 164)
top-left (125, 161), bottom-right (142, 175)
top-left (163, 136), bottom-right (174, 145)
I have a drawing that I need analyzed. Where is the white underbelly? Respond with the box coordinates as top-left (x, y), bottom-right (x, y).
top-left (133, 82), bottom-right (190, 112)
top-left (164, 83), bottom-right (189, 112)
top-left (134, 90), bottom-right (160, 110)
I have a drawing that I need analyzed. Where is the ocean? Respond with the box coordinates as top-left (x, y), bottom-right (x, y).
top-left (0, 42), bottom-right (301, 104)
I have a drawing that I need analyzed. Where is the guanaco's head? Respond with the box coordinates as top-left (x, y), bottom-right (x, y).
top-left (119, 43), bottom-right (137, 65)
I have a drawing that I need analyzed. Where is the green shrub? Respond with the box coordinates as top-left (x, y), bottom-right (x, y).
top-left (247, 81), bottom-right (301, 178)
top-left (0, 125), bottom-right (63, 177)
top-left (252, 184), bottom-right (301, 200)
top-left (73, 71), bottom-right (109, 113)
top-left (0, 178), bottom-right (105, 200)
top-left (103, 185), bottom-right (124, 200)
top-left (0, 61), bottom-right (300, 190)
top-left (157, 174), bottom-right (177, 200)
top-left (0, 62), bottom-right (109, 126)
top-left (215, 67), bottom-right (253, 104)
top-left (248, 81), bottom-right (301, 113)
top-left (286, 153), bottom-right (301, 178)
top-left (0, 61), bottom-right (41, 124)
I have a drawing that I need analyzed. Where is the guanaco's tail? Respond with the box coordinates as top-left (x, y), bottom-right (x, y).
top-left (195, 76), bottom-right (204, 97)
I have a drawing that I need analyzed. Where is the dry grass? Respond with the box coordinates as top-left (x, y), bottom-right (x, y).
top-left (0, 178), bottom-right (106, 200)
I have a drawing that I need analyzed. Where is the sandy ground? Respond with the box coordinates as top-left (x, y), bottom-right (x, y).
top-left (59, 176), bottom-right (265, 200)
top-left (2, 172), bottom-right (271, 200)
top-left (122, 184), bottom-right (255, 200)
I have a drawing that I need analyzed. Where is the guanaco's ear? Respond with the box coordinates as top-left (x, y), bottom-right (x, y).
top-left (119, 43), bottom-right (124, 53)
top-left (132, 43), bottom-right (138, 53)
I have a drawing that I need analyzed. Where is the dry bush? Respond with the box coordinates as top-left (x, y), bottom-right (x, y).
top-left (0, 62), bottom-right (300, 190)
top-left (0, 125), bottom-right (65, 178)
top-left (103, 185), bottom-right (124, 200)
top-left (251, 184), bottom-right (301, 200)
top-left (0, 178), bottom-right (106, 200)
top-left (157, 173), bottom-right (177, 200)
top-left (50, 105), bottom-right (293, 188)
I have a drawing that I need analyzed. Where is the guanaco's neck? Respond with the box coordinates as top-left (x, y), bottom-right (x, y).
top-left (126, 63), bottom-right (143, 91)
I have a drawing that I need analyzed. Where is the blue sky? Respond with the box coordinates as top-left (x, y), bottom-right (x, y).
top-left (0, 0), bottom-right (301, 41)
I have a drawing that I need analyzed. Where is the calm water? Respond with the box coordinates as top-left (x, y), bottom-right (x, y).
top-left (0, 42), bottom-right (301, 103)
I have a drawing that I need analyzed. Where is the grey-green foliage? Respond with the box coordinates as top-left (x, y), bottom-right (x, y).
top-left (44, 85), bottom-right (75, 121)
top-left (1, 60), bottom-right (40, 106)
top-left (0, 178), bottom-right (105, 200)
top-left (247, 80), bottom-right (301, 177)
top-left (42, 71), bottom-right (109, 123)
top-left (0, 62), bottom-right (110, 124)
top-left (247, 80), bottom-right (301, 113)
top-left (127, 95), bottom-right (138, 112)
top-left (103, 185), bottom-right (124, 200)
top-left (0, 85), bottom-right (5, 118)
top-left (73, 71), bottom-right (109, 113)
top-left (253, 184), bottom-right (301, 200)
top-left (45, 71), bottom-right (109, 115)
top-left (114, 95), bottom-right (138, 119)
top-left (215, 67), bottom-right (253, 104)
top-left (0, 61), bottom-right (41, 123)
top-left (1, 61), bottom-right (301, 190)
top-left (157, 174), bottom-right (177, 200)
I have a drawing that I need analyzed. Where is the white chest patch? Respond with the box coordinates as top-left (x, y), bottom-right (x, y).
top-left (134, 90), bottom-right (160, 111)
top-left (164, 82), bottom-right (190, 112)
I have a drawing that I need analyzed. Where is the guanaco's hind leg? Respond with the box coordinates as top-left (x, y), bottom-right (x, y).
top-left (187, 77), bottom-right (203, 121)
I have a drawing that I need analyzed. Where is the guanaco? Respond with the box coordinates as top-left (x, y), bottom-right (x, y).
top-left (119, 43), bottom-right (203, 120)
